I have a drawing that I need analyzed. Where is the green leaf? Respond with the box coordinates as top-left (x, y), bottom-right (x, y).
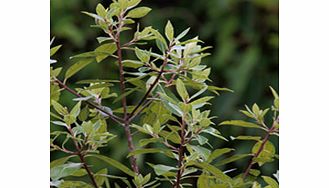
top-left (96, 3), bottom-right (107, 18)
top-left (122, 60), bottom-right (144, 68)
top-left (165, 20), bottom-right (174, 41)
top-left (189, 161), bottom-right (232, 183)
top-left (176, 28), bottom-right (190, 41)
top-left (50, 45), bottom-right (62, 57)
top-left (207, 148), bottom-right (234, 163)
top-left (50, 155), bottom-right (77, 168)
top-left (50, 163), bottom-right (82, 181)
top-left (134, 47), bottom-right (150, 63)
top-left (252, 103), bottom-right (260, 115)
top-left (58, 181), bottom-right (93, 188)
top-left (176, 79), bottom-right (189, 101)
top-left (95, 168), bottom-right (108, 187)
top-left (219, 120), bottom-right (261, 129)
top-left (156, 39), bottom-right (167, 53)
top-left (90, 154), bottom-right (135, 177)
top-left (269, 86), bottom-right (279, 99)
top-left (51, 100), bottom-right (68, 116)
top-left (230, 136), bottom-right (261, 141)
top-left (82, 11), bottom-right (104, 21)
top-left (215, 154), bottom-right (250, 166)
top-left (151, 164), bottom-right (176, 176)
top-left (70, 102), bottom-right (81, 118)
top-left (65, 58), bottom-right (94, 80)
top-left (127, 7), bottom-right (151, 18)
top-left (252, 141), bottom-right (276, 166)
top-left (94, 43), bottom-right (117, 63)
top-left (127, 0), bottom-right (142, 9)
top-left (128, 148), bottom-right (174, 158)
top-left (139, 138), bottom-right (160, 147)
top-left (190, 96), bottom-right (214, 109)
top-left (262, 176), bottom-right (279, 188)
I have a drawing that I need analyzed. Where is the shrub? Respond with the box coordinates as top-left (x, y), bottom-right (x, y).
top-left (50, 1), bottom-right (279, 187)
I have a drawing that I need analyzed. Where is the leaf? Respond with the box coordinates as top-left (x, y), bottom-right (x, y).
top-left (190, 96), bottom-right (214, 109)
top-left (52, 121), bottom-right (67, 127)
top-left (95, 168), bottom-right (108, 187)
top-left (151, 164), bottom-right (176, 176)
top-left (58, 181), bottom-right (93, 188)
top-left (269, 86), bottom-right (279, 99)
top-left (215, 154), bottom-right (250, 166)
top-left (51, 100), bottom-right (68, 116)
top-left (165, 20), bottom-right (174, 41)
top-left (230, 136), bottom-right (261, 141)
top-left (262, 176), bottom-right (279, 188)
top-left (139, 138), bottom-right (160, 147)
top-left (127, 0), bottom-right (142, 9)
top-left (96, 3), bottom-right (107, 18)
top-left (70, 102), bottom-right (81, 118)
top-left (219, 120), bottom-right (261, 129)
top-left (122, 60), bottom-right (144, 68)
top-left (128, 148), bottom-right (174, 158)
top-left (90, 154), bottom-right (135, 177)
top-left (207, 148), bottom-right (234, 163)
top-left (252, 141), bottom-right (276, 166)
top-left (176, 79), bottom-right (189, 101)
top-left (65, 58), bottom-right (94, 80)
top-left (156, 39), bottom-right (167, 53)
top-left (189, 161), bottom-right (232, 183)
top-left (176, 28), bottom-right (190, 41)
top-left (50, 163), bottom-right (82, 181)
top-left (50, 155), bottom-right (77, 168)
top-left (50, 45), bottom-right (62, 57)
top-left (134, 47), bottom-right (150, 63)
top-left (127, 7), bottom-right (151, 18)
top-left (81, 11), bottom-right (104, 21)
top-left (94, 43), bottom-right (117, 63)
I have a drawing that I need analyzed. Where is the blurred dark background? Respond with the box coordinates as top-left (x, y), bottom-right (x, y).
top-left (51, 0), bottom-right (278, 186)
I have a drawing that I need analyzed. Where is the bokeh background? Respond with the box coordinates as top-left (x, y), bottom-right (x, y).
top-left (51, 0), bottom-right (278, 186)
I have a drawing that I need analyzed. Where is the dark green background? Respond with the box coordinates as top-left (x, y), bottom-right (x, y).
top-left (51, 0), bottom-right (278, 186)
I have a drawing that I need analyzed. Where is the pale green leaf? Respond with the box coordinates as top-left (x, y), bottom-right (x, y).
top-left (90, 154), bottom-right (135, 177)
top-left (96, 3), bottom-right (107, 18)
top-left (50, 45), bottom-right (62, 57)
top-left (165, 20), bottom-right (174, 41)
top-left (176, 28), bottom-right (190, 41)
top-left (219, 120), bottom-right (261, 129)
top-left (127, 7), bottom-right (151, 18)
top-left (152, 164), bottom-right (176, 176)
top-left (51, 100), bottom-right (68, 116)
top-left (70, 101), bottom-right (81, 118)
top-left (50, 163), bottom-right (82, 180)
top-left (65, 58), bottom-right (94, 80)
top-left (189, 161), bottom-right (232, 183)
top-left (176, 79), bottom-right (189, 101)
top-left (207, 148), bottom-right (234, 163)
top-left (262, 176), bottom-right (279, 188)
top-left (215, 154), bottom-right (250, 166)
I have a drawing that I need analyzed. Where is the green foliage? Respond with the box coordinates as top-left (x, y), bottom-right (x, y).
top-left (50, 1), bottom-right (278, 187)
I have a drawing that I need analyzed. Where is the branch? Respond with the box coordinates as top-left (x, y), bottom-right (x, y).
top-left (66, 126), bottom-right (98, 188)
top-left (112, 13), bottom-right (140, 174)
top-left (128, 45), bottom-right (173, 120)
top-left (243, 118), bottom-right (279, 179)
top-left (54, 79), bottom-right (124, 124)
top-left (174, 115), bottom-right (187, 188)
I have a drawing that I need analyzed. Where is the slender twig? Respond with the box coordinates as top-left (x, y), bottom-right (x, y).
top-left (243, 118), bottom-right (279, 179)
top-left (174, 115), bottom-right (187, 188)
top-left (113, 13), bottom-right (140, 174)
top-left (129, 45), bottom-right (173, 120)
top-left (66, 127), bottom-right (98, 188)
top-left (54, 79), bottom-right (124, 124)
